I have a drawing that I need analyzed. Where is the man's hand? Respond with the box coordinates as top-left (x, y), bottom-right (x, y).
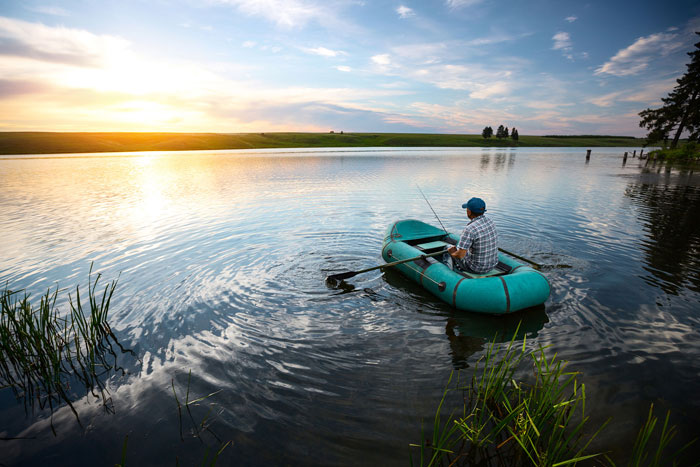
top-left (448, 246), bottom-right (467, 259)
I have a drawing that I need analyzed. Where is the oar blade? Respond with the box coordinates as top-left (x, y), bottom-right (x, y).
top-left (325, 271), bottom-right (358, 283)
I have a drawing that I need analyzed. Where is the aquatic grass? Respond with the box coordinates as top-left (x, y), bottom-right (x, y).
top-left (413, 329), bottom-right (697, 466)
top-left (171, 370), bottom-right (230, 465)
top-left (606, 403), bottom-right (697, 467)
top-left (0, 267), bottom-right (132, 433)
top-left (411, 328), bottom-right (609, 466)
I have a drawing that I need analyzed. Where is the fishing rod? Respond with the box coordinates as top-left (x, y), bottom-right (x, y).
top-left (416, 184), bottom-right (448, 235)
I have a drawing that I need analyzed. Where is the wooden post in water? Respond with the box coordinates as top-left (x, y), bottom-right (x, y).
top-left (623, 151), bottom-right (628, 162)
top-left (586, 149), bottom-right (591, 162)
top-left (633, 150), bottom-right (636, 157)
top-left (640, 148), bottom-right (644, 158)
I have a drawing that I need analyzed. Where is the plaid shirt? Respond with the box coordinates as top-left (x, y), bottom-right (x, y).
top-left (456, 215), bottom-right (498, 273)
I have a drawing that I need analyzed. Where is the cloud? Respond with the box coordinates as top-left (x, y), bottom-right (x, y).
top-left (565, 16), bottom-right (577, 23)
top-left (595, 32), bottom-right (684, 76)
top-left (242, 40), bottom-right (257, 48)
top-left (465, 32), bottom-right (532, 46)
top-left (371, 54), bottom-right (391, 65)
top-left (396, 5), bottom-right (415, 18)
top-left (469, 81), bottom-right (509, 99)
top-left (552, 31), bottom-right (575, 60)
top-left (0, 78), bottom-right (53, 97)
top-left (209, 0), bottom-right (339, 28)
top-left (587, 90), bottom-right (623, 108)
top-left (587, 78), bottom-right (677, 107)
top-left (0, 16), bottom-right (130, 67)
top-left (552, 32), bottom-right (572, 51)
top-left (336, 65), bottom-right (351, 72)
top-left (26, 5), bottom-right (70, 16)
top-left (445, 0), bottom-right (484, 8)
top-left (0, 17), bottom-right (419, 132)
top-left (301, 46), bottom-right (346, 57)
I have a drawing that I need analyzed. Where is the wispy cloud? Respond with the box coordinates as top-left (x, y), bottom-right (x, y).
top-left (445, 0), bottom-right (484, 8)
top-left (371, 54), bottom-right (391, 66)
top-left (396, 5), bottom-right (415, 18)
top-left (301, 46), bottom-right (346, 57)
top-left (552, 31), bottom-right (574, 60)
top-left (552, 32), bottom-right (572, 51)
top-left (565, 16), bottom-right (577, 23)
top-left (242, 40), bottom-right (257, 48)
top-left (336, 65), bottom-right (352, 72)
top-left (587, 78), bottom-right (677, 107)
top-left (26, 5), bottom-right (70, 16)
top-left (209, 0), bottom-right (338, 28)
top-left (0, 16), bottom-right (130, 67)
top-left (595, 32), bottom-right (684, 76)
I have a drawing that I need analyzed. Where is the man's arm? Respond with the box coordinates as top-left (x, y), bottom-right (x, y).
top-left (449, 228), bottom-right (473, 260)
top-left (447, 245), bottom-right (467, 259)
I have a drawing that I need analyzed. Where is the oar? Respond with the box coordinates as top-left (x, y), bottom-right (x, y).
top-left (326, 250), bottom-right (446, 282)
top-left (498, 247), bottom-right (542, 269)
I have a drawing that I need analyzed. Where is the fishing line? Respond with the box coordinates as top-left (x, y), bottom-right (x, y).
top-left (416, 184), bottom-right (448, 235)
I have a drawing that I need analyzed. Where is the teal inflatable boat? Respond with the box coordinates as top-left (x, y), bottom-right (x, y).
top-left (382, 219), bottom-right (550, 314)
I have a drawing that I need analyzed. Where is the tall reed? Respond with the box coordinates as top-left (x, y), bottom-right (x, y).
top-left (412, 329), bottom-right (696, 466)
top-left (0, 267), bottom-right (132, 433)
top-left (412, 330), bottom-right (607, 466)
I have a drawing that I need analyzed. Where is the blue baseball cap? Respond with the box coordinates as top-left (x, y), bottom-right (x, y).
top-left (462, 197), bottom-right (486, 213)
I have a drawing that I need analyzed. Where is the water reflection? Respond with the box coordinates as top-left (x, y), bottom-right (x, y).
top-left (625, 170), bottom-right (700, 294)
top-left (445, 306), bottom-right (548, 369)
top-left (382, 268), bottom-right (548, 369)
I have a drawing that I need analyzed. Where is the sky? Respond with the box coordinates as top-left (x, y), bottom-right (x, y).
top-left (0, 0), bottom-right (699, 135)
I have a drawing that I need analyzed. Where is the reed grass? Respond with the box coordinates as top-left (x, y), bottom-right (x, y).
top-left (171, 369), bottom-right (230, 465)
top-left (411, 329), bottom-right (608, 466)
top-left (0, 267), bottom-right (132, 433)
top-left (413, 329), bottom-right (696, 466)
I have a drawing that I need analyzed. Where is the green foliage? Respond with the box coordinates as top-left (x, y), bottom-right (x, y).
top-left (0, 267), bottom-right (132, 433)
top-left (411, 332), bottom-right (608, 466)
top-left (639, 32), bottom-right (700, 148)
top-left (512, 128), bottom-right (519, 141)
top-left (482, 126), bottom-right (493, 139)
top-left (171, 370), bottom-right (231, 466)
top-left (649, 142), bottom-right (700, 162)
top-left (496, 125), bottom-right (506, 139)
top-left (412, 331), bottom-right (696, 466)
top-left (604, 404), bottom-right (696, 467)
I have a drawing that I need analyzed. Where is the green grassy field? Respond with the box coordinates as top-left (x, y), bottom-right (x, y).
top-left (0, 131), bottom-right (648, 155)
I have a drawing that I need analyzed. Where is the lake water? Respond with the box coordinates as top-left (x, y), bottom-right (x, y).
top-left (1, 147), bottom-right (699, 465)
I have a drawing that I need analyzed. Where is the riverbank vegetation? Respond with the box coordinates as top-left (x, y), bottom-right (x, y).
top-left (0, 132), bottom-right (648, 155)
top-left (648, 142), bottom-right (700, 163)
top-left (412, 332), bottom-right (696, 466)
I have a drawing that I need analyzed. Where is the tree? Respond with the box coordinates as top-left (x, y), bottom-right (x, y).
top-left (511, 128), bottom-right (519, 141)
top-left (639, 32), bottom-right (700, 148)
top-left (504, 126), bottom-right (509, 138)
top-left (496, 125), bottom-right (506, 139)
top-left (482, 126), bottom-right (493, 139)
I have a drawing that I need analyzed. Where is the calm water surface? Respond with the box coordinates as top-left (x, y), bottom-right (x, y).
top-left (1, 147), bottom-right (699, 465)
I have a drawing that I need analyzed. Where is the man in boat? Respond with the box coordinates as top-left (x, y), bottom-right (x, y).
top-left (445, 197), bottom-right (499, 274)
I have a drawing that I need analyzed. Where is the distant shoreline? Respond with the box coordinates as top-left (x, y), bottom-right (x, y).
top-left (0, 131), bottom-right (648, 155)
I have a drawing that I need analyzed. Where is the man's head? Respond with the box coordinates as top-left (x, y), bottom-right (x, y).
top-left (462, 197), bottom-right (486, 217)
